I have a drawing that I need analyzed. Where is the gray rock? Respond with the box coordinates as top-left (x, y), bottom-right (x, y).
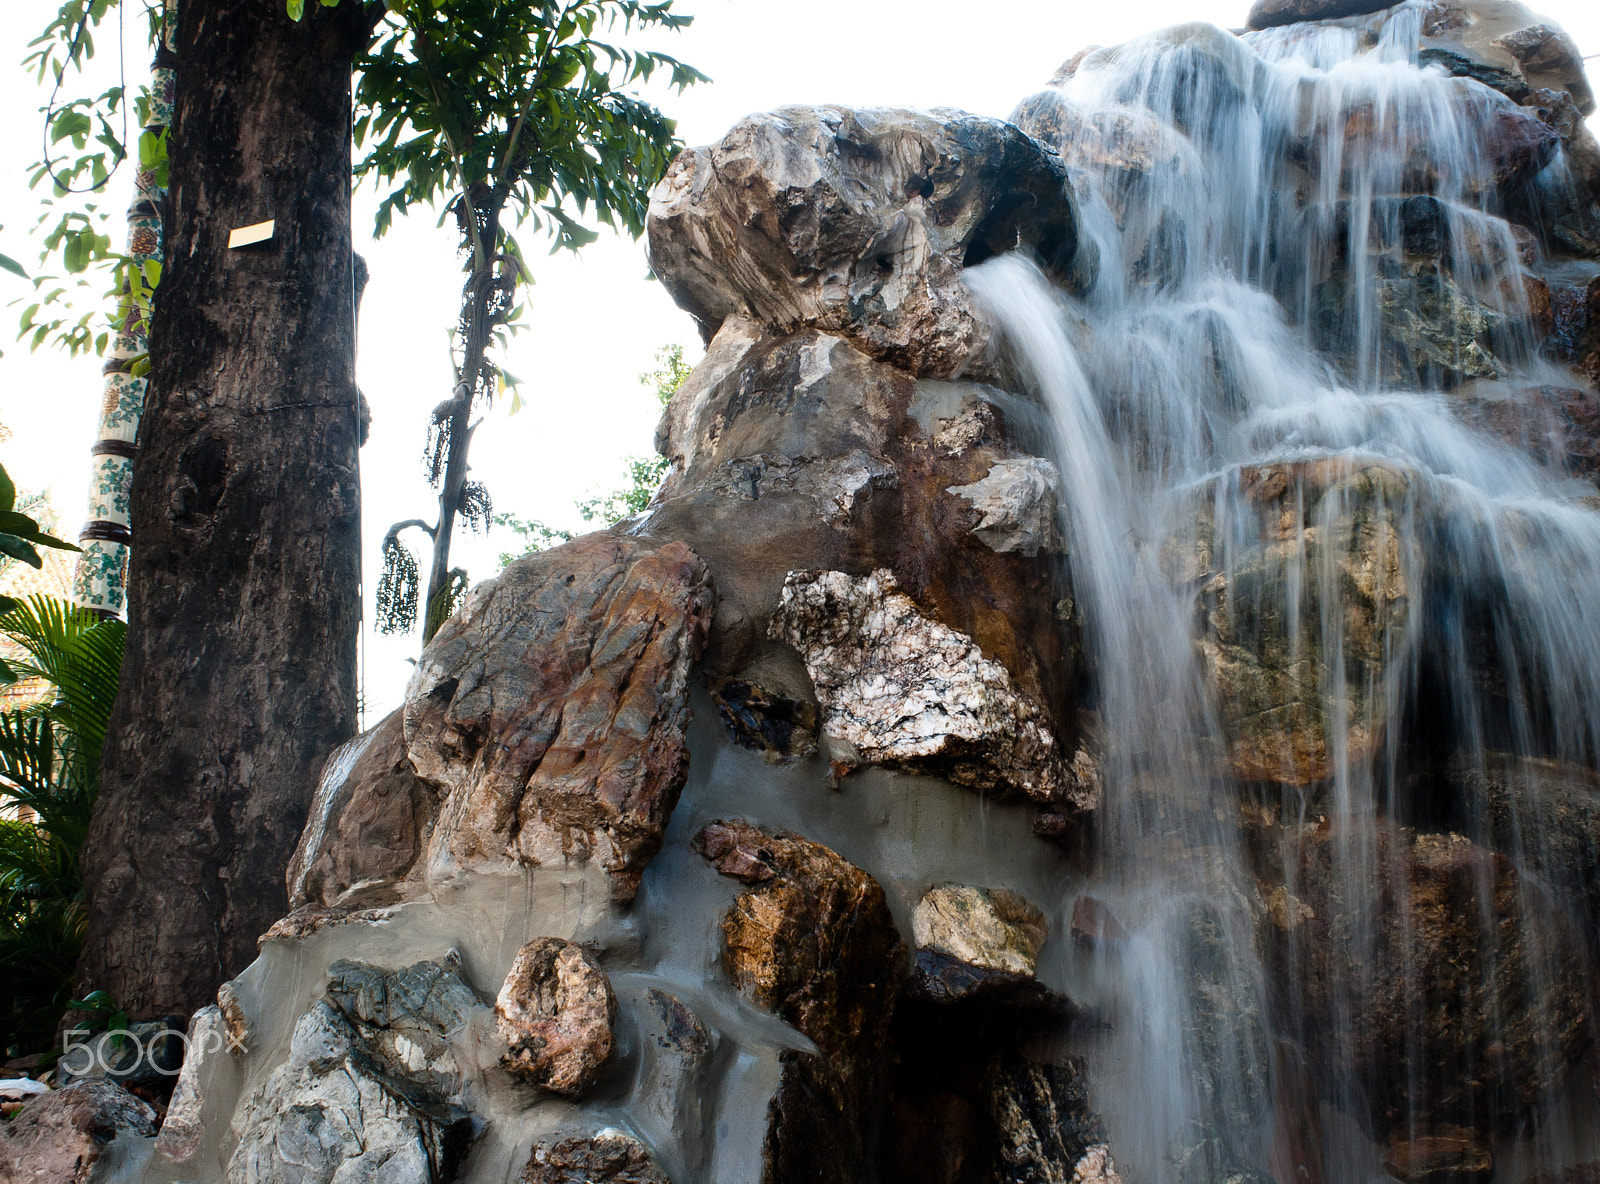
top-left (0, 1079), bottom-right (157, 1184)
top-left (626, 989), bottom-right (720, 1180)
top-left (647, 105), bottom-right (1089, 379)
top-left (151, 1005), bottom-right (226, 1165)
top-left (227, 1002), bottom-right (475, 1184)
top-left (947, 458), bottom-right (1065, 556)
top-left (495, 938), bottom-right (616, 1098)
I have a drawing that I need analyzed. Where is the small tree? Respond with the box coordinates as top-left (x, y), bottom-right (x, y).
top-left (364, 0), bottom-right (704, 642)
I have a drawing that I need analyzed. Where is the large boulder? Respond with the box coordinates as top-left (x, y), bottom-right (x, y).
top-left (1246, 0), bottom-right (1395, 30)
top-left (647, 105), bottom-right (1089, 379)
top-left (1269, 826), bottom-right (1590, 1137)
top-left (227, 957), bottom-right (482, 1184)
top-left (283, 534), bottom-right (714, 907)
top-left (693, 819), bottom-right (905, 1184)
top-left (1173, 460), bottom-right (1414, 785)
top-left (0, 1079), bottom-right (157, 1184)
top-left (643, 320), bottom-right (1083, 782)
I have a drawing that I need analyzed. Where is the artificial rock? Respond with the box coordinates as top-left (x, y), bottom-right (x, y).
top-left (647, 105), bottom-right (1090, 378)
top-left (495, 937), bottom-right (617, 1097)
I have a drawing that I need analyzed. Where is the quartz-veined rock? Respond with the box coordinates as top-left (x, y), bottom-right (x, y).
top-left (769, 568), bottom-right (1075, 806)
top-left (648, 105), bottom-right (1088, 379)
top-left (947, 457), bottom-right (1065, 556)
top-left (0, 1079), bottom-right (157, 1184)
top-left (645, 323), bottom-right (1082, 739)
top-left (404, 533), bottom-right (713, 902)
top-left (495, 938), bottom-right (616, 1098)
top-left (521, 1130), bottom-right (670, 1183)
top-left (693, 819), bottom-right (905, 1184)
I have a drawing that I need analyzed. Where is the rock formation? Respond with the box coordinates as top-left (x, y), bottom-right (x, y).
top-left (33, 3), bottom-right (1600, 1183)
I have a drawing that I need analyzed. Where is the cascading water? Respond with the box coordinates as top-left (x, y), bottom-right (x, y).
top-left (969, 5), bottom-right (1600, 1181)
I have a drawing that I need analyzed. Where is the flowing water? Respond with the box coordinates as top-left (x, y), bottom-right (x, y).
top-left (966, 6), bottom-right (1600, 1180)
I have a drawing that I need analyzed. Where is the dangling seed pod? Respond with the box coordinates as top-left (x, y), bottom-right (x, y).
top-left (459, 481), bottom-right (492, 534)
top-left (375, 535), bottom-right (420, 635)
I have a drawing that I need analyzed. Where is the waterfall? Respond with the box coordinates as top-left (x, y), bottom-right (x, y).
top-left (971, 7), bottom-right (1600, 1181)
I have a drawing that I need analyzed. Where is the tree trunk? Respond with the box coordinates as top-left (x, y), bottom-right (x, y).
top-left (421, 229), bottom-right (498, 642)
top-left (76, 0), bottom-right (372, 1019)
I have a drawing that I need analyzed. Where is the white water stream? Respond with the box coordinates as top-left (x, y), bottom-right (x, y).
top-left (967, 6), bottom-right (1600, 1180)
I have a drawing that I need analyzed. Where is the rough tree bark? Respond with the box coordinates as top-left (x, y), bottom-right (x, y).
top-left (75, 0), bottom-right (377, 1019)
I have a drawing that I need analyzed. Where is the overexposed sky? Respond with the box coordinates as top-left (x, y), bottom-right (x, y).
top-left (1, 0), bottom-right (1597, 721)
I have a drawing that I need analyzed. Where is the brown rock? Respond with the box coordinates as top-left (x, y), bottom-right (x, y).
top-left (1275, 826), bottom-right (1590, 1136)
top-left (647, 106), bottom-right (1088, 379)
top-left (1383, 1125), bottom-right (1494, 1183)
top-left (1246, 0), bottom-right (1395, 30)
top-left (643, 322), bottom-right (1081, 742)
top-left (405, 533), bottom-right (713, 902)
top-left (286, 707), bottom-right (437, 910)
top-left (1070, 896), bottom-right (1129, 948)
top-left (1459, 385), bottom-right (1600, 483)
top-left (1176, 460), bottom-right (1412, 785)
top-left (522, 1132), bottom-right (671, 1183)
top-left (496, 938), bottom-right (617, 1098)
top-left (0, 1079), bottom-right (157, 1183)
top-left (693, 819), bottom-right (905, 1183)
top-left (1496, 24), bottom-right (1595, 116)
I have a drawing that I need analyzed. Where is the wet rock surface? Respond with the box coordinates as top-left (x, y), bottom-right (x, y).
top-left (1273, 826), bottom-right (1590, 1136)
top-left (0, 1078), bottom-right (157, 1183)
top-left (694, 819), bottom-right (905, 1183)
top-left (1382, 1125), bottom-right (1496, 1183)
top-left (987, 1054), bottom-right (1122, 1184)
top-left (496, 937), bottom-right (616, 1097)
top-left (647, 105), bottom-right (1088, 378)
top-left (1174, 460), bottom-right (1413, 785)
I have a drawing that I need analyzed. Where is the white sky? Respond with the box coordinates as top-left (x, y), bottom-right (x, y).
top-left (1, 0), bottom-right (1597, 722)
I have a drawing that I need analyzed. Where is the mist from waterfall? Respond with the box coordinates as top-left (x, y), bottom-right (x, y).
top-left (966, 4), bottom-right (1600, 1180)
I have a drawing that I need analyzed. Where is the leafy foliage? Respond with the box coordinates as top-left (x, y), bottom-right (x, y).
top-left (17, 3), bottom-right (170, 358)
top-left (493, 512), bottom-right (572, 567)
top-left (364, 0), bottom-right (703, 643)
top-left (0, 595), bottom-right (126, 1056)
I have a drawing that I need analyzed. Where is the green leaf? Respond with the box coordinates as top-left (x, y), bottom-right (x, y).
top-left (0, 253), bottom-right (26, 280)
top-left (0, 464), bottom-right (16, 514)
top-left (0, 534), bottom-right (43, 568)
top-left (287, 0), bottom-right (305, 20)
